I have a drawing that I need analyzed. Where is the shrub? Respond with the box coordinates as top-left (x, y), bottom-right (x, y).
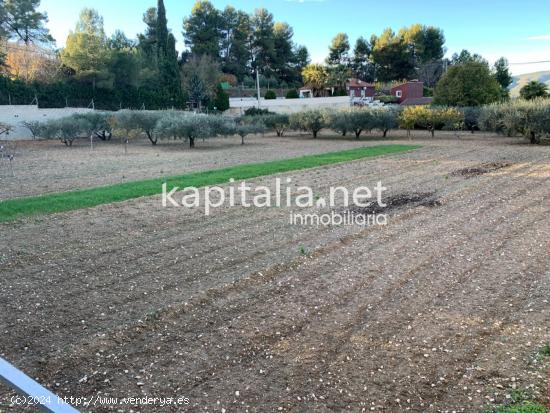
top-left (213, 84), bottom-right (230, 112)
top-left (285, 89), bottom-right (299, 99)
top-left (264, 90), bottom-right (277, 100)
top-left (377, 95), bottom-right (400, 104)
top-left (462, 107), bottom-right (481, 133)
top-left (244, 107), bottom-right (271, 116)
top-left (290, 109), bottom-right (326, 138)
top-left (399, 106), bottom-right (463, 137)
top-left (260, 114), bottom-right (290, 137)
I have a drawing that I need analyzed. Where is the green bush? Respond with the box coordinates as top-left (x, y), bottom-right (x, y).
top-left (285, 89), bottom-right (299, 99)
top-left (462, 107), bottom-right (481, 133)
top-left (244, 107), bottom-right (271, 116)
top-left (399, 106), bottom-right (463, 137)
top-left (377, 95), bottom-right (400, 104)
top-left (213, 84), bottom-right (230, 112)
top-left (264, 90), bottom-right (277, 100)
top-left (289, 109), bottom-right (326, 138)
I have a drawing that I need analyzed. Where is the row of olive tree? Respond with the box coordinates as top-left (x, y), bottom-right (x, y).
top-left (32, 101), bottom-right (549, 149)
top-left (478, 98), bottom-right (550, 144)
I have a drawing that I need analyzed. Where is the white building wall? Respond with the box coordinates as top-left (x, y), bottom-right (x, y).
top-left (0, 105), bottom-right (93, 139)
top-left (228, 96), bottom-right (351, 115)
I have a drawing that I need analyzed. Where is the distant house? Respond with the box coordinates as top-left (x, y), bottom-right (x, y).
top-left (390, 80), bottom-right (433, 106)
top-left (347, 78), bottom-right (376, 100)
top-left (299, 78), bottom-right (375, 99)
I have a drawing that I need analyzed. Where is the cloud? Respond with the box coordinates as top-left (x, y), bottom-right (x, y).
top-left (528, 35), bottom-right (550, 41)
top-left (285, 0), bottom-right (326, 2)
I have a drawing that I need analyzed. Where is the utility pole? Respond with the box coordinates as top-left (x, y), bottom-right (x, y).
top-left (256, 67), bottom-right (261, 108)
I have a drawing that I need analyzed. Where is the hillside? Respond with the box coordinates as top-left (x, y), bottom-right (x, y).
top-left (510, 70), bottom-right (550, 96)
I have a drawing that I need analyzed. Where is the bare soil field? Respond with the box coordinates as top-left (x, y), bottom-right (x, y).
top-left (0, 131), bottom-right (405, 200)
top-left (0, 130), bottom-right (515, 200)
top-left (0, 135), bottom-right (549, 412)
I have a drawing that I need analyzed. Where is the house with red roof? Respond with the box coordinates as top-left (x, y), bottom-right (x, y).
top-left (390, 80), bottom-right (433, 106)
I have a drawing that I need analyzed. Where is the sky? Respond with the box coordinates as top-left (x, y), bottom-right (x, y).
top-left (39, 0), bottom-right (550, 75)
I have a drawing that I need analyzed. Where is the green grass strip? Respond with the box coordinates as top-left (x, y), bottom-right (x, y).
top-left (0, 144), bottom-right (420, 222)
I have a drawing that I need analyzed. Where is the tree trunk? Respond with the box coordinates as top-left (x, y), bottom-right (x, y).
top-left (431, 128), bottom-right (435, 138)
top-left (355, 130), bottom-right (362, 139)
top-left (146, 131), bottom-right (157, 145)
top-left (189, 137), bottom-right (195, 148)
top-left (530, 132), bottom-right (540, 144)
top-left (313, 131), bottom-right (317, 138)
top-left (241, 135), bottom-right (245, 145)
top-left (383, 129), bottom-right (388, 137)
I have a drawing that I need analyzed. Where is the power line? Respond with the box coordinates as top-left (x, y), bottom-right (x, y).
top-left (509, 60), bottom-right (550, 65)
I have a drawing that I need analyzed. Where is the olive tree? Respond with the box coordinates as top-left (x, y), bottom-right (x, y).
top-left (21, 121), bottom-right (41, 139)
top-left (260, 114), bottom-right (290, 137)
top-left (290, 109), bottom-right (326, 138)
top-left (480, 99), bottom-right (550, 143)
top-left (347, 108), bottom-right (375, 138)
top-left (325, 110), bottom-right (350, 136)
top-left (39, 116), bottom-right (92, 146)
top-left (235, 121), bottom-right (266, 145)
top-left (372, 108), bottom-right (399, 137)
top-left (155, 113), bottom-right (219, 148)
top-left (111, 110), bottom-right (163, 145)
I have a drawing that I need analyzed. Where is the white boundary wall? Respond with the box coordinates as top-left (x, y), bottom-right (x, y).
top-left (228, 96), bottom-right (351, 115)
top-left (0, 105), bottom-right (93, 139)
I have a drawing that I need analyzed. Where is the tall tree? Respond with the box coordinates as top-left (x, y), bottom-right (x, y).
top-left (156, 0), bottom-right (168, 58)
top-left (493, 57), bottom-right (512, 99)
top-left (1, 0), bottom-right (53, 45)
top-left (154, 0), bottom-right (182, 105)
top-left (352, 36), bottom-right (373, 81)
top-left (371, 28), bottom-right (414, 82)
top-left (107, 30), bottom-right (139, 89)
top-left (137, 7), bottom-right (157, 58)
top-left (183, 0), bottom-right (222, 58)
top-left (220, 7), bottom-right (251, 81)
top-left (451, 49), bottom-right (487, 65)
top-left (327, 32), bottom-right (350, 66)
top-left (434, 61), bottom-right (501, 106)
top-left (272, 22), bottom-right (294, 83)
top-left (60, 8), bottom-right (112, 89)
top-left (301, 63), bottom-right (328, 96)
top-left (250, 8), bottom-right (276, 78)
top-left (181, 54), bottom-right (221, 109)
